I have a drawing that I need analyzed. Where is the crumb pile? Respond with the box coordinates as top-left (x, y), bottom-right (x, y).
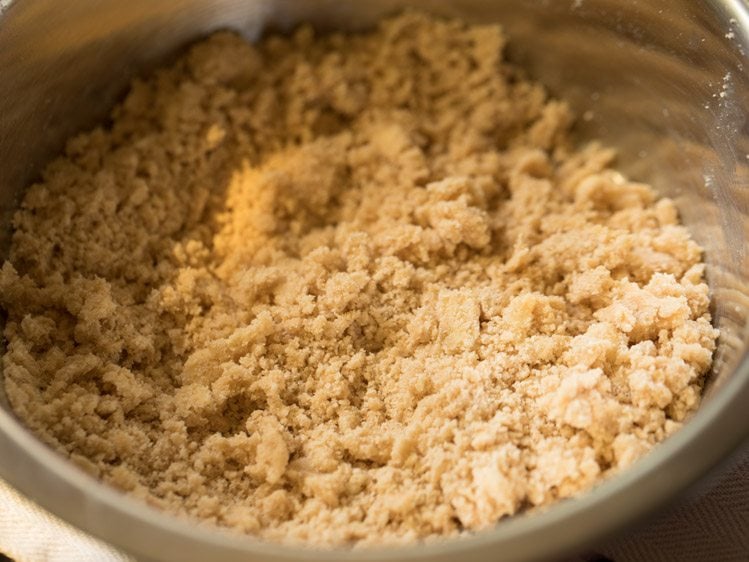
top-left (0, 13), bottom-right (718, 546)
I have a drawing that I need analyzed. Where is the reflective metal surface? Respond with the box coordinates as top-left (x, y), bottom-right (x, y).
top-left (0, 1), bottom-right (748, 561)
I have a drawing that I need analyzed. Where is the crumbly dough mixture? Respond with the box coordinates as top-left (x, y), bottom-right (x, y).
top-left (0, 12), bottom-right (718, 546)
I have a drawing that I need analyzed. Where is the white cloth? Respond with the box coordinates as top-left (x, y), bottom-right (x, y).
top-left (0, 479), bottom-right (129, 562)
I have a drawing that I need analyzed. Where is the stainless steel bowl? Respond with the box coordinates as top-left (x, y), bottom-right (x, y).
top-left (1, 1), bottom-right (748, 561)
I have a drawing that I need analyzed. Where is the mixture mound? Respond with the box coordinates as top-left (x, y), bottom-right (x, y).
top-left (0, 12), bottom-right (718, 546)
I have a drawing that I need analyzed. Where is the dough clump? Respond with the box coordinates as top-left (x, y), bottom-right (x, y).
top-left (0, 12), bottom-right (717, 546)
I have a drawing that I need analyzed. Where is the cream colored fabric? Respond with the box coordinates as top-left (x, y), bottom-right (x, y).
top-left (0, 479), bottom-right (130, 562)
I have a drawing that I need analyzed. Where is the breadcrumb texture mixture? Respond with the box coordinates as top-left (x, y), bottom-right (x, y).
top-left (0, 13), bottom-right (718, 546)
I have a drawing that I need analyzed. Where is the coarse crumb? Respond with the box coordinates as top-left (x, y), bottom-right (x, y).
top-left (0, 12), bottom-right (718, 547)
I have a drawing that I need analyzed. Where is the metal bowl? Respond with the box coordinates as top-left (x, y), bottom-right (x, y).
top-left (0, 1), bottom-right (748, 561)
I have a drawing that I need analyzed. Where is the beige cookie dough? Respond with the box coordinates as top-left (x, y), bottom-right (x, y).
top-left (0, 11), bottom-right (717, 547)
